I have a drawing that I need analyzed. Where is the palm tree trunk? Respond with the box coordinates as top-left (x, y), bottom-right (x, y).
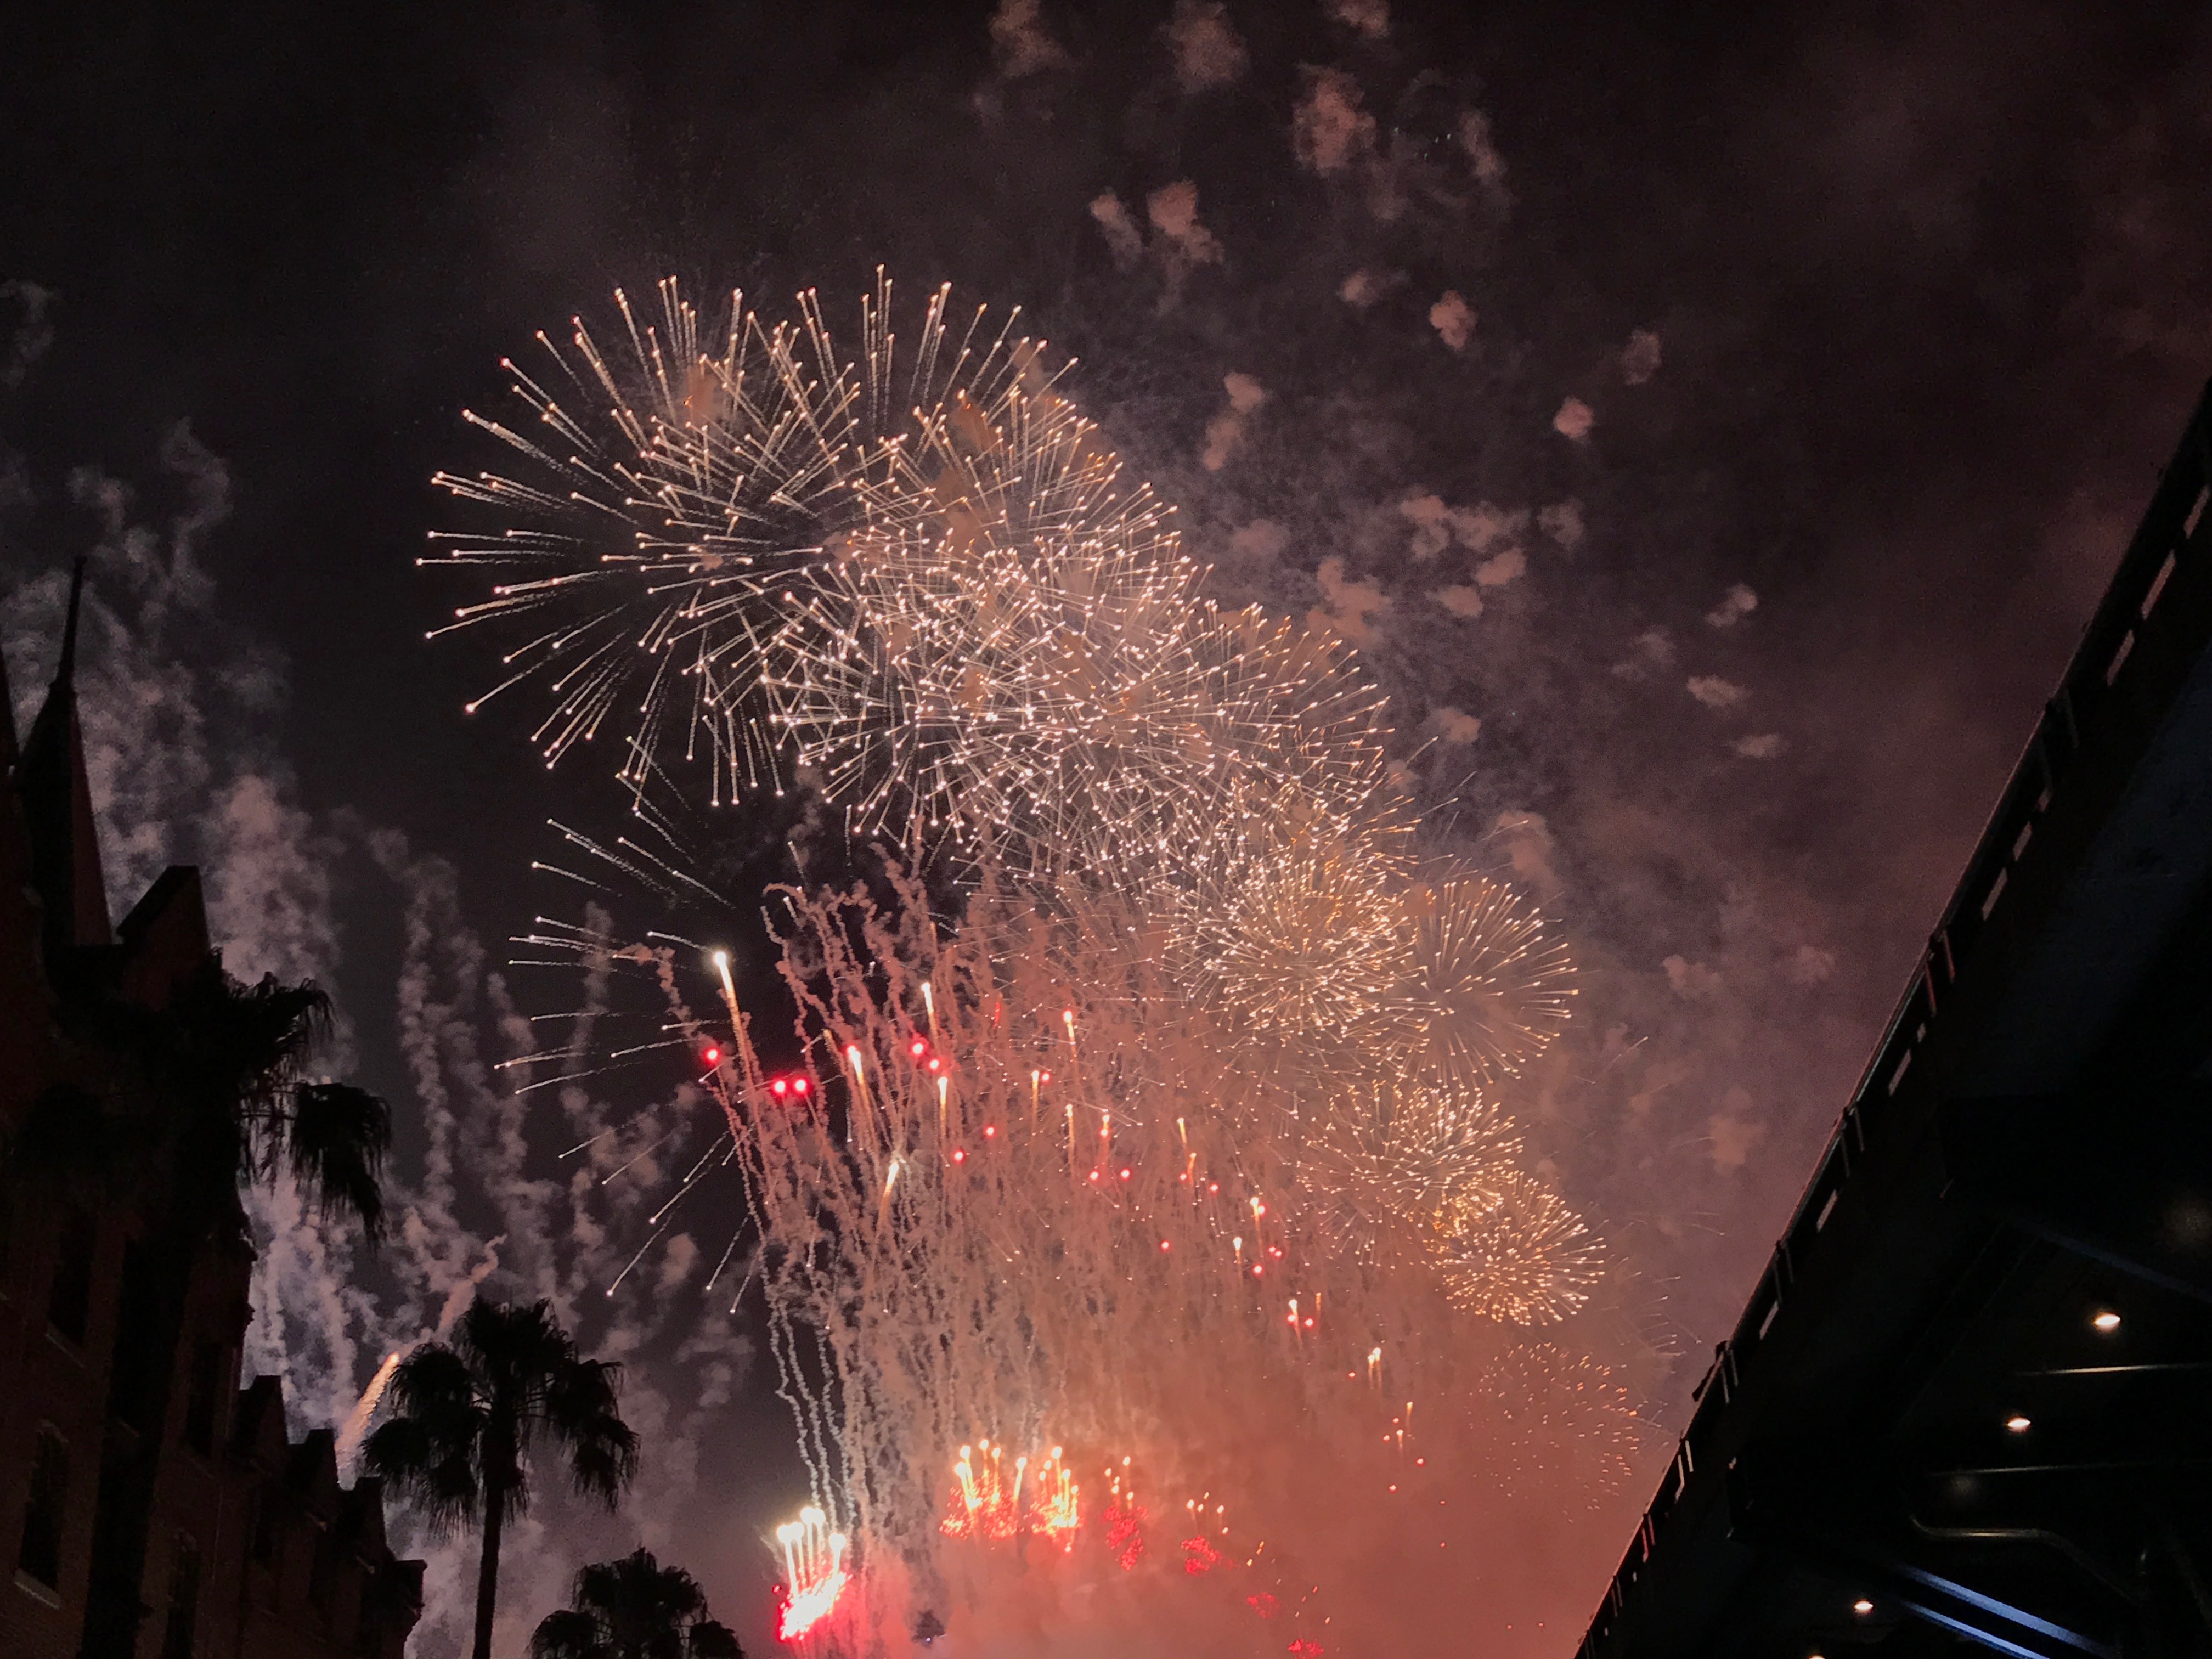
top-left (473, 1482), bottom-right (505, 1659)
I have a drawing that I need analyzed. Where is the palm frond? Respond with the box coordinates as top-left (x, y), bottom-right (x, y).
top-left (545, 1357), bottom-right (640, 1509)
top-left (282, 1081), bottom-right (392, 1242)
top-left (363, 1345), bottom-right (488, 1538)
top-left (529, 1607), bottom-right (609, 1659)
top-left (171, 958), bottom-right (332, 1109)
top-left (577, 1547), bottom-right (707, 1635)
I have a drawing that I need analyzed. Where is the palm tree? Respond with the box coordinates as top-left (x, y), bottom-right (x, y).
top-left (7, 952), bottom-right (391, 1241)
top-left (365, 1296), bottom-right (641, 1659)
top-left (529, 1547), bottom-right (743, 1659)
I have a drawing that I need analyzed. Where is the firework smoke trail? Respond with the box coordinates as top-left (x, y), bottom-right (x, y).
top-left (334, 1347), bottom-right (407, 1472)
top-left (439, 278), bottom-right (1627, 1653)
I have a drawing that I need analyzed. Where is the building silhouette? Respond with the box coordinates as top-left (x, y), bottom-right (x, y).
top-left (0, 571), bottom-right (421, 1659)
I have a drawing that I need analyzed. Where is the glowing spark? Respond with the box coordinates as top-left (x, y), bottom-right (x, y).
top-left (775, 1505), bottom-right (849, 1642)
top-left (713, 947), bottom-right (742, 1031)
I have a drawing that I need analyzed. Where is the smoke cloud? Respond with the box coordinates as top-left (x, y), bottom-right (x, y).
top-left (1164, 0), bottom-right (1246, 93)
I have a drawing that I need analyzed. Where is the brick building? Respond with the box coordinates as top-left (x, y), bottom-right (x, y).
top-left (0, 579), bottom-right (421, 1658)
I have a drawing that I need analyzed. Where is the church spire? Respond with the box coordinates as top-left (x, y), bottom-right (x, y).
top-left (19, 559), bottom-right (112, 966)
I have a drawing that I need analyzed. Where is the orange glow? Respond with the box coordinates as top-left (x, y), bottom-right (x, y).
top-left (940, 1441), bottom-right (1080, 1549)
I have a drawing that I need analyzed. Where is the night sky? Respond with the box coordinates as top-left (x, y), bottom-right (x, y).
top-left (4, 3), bottom-right (2210, 1653)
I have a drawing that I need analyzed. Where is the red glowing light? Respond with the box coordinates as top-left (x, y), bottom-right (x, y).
top-left (1119, 1168), bottom-right (1132, 1181)
top-left (953, 1150), bottom-right (967, 1164)
top-left (941, 1442), bottom-right (1080, 1547)
top-left (1181, 1536), bottom-right (1221, 1575)
top-left (702, 1047), bottom-right (721, 1065)
top-left (1103, 1500), bottom-right (1146, 1571)
top-left (1159, 1240), bottom-right (1171, 1251)
top-left (984, 1126), bottom-right (997, 1138)
top-left (771, 1079), bottom-right (788, 1097)
top-left (1088, 1171), bottom-right (1100, 1182)
top-left (1040, 1070), bottom-right (1052, 1084)
top-left (1288, 1642), bottom-right (1327, 1657)
top-left (910, 1039), bottom-right (928, 1059)
top-left (793, 1078), bottom-right (809, 1096)
top-left (1208, 1182), bottom-right (1220, 1193)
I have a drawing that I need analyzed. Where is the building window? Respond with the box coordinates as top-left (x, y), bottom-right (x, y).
top-left (182, 1341), bottom-right (227, 1455)
top-left (47, 1204), bottom-right (95, 1344)
top-left (17, 1426), bottom-right (67, 1588)
top-left (159, 1532), bottom-right (200, 1659)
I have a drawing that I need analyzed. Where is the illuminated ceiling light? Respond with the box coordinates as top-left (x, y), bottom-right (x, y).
top-left (1852, 1599), bottom-right (1875, 1616)
top-left (2004, 1413), bottom-right (2032, 1434)
top-left (2091, 1310), bottom-right (2121, 1333)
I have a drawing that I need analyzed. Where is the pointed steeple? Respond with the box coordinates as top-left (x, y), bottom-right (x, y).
top-left (0, 595), bottom-right (19, 777)
top-left (18, 558), bottom-right (112, 968)
top-left (56, 554), bottom-right (83, 686)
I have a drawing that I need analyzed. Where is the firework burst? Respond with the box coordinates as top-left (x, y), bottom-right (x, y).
top-left (1167, 802), bottom-right (1413, 1063)
top-left (1469, 1344), bottom-right (1644, 1504)
top-left (425, 276), bottom-right (1074, 803)
top-left (769, 455), bottom-right (1396, 890)
top-left (1431, 1166), bottom-right (1604, 1325)
top-left (1295, 1071), bottom-right (1521, 1265)
top-left (1383, 869), bottom-right (1576, 1090)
